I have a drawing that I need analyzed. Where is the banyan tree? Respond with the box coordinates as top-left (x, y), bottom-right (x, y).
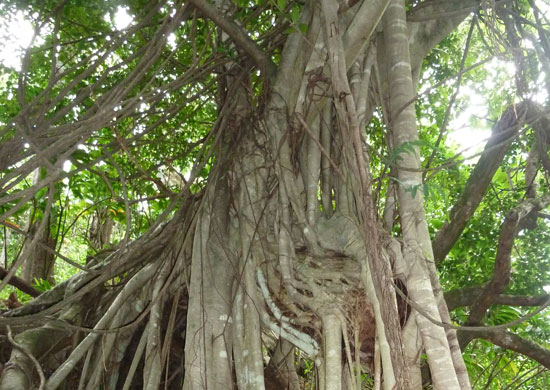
top-left (1, 0), bottom-right (550, 389)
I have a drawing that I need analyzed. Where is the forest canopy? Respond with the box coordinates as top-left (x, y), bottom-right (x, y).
top-left (0, 0), bottom-right (550, 389)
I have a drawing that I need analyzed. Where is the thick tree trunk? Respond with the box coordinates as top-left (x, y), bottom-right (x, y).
top-left (382, 1), bottom-right (468, 389)
top-left (88, 208), bottom-right (113, 252)
top-left (0, 1), bottom-right (496, 389)
top-left (20, 216), bottom-right (56, 285)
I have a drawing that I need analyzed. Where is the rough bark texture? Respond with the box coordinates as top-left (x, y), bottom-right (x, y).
top-left (2, 1), bottom-right (550, 389)
top-left (433, 101), bottom-right (535, 264)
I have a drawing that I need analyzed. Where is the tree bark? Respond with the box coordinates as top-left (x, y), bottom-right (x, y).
top-left (383, 0), bottom-right (468, 388)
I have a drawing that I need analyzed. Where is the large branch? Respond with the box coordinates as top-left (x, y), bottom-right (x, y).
top-left (445, 285), bottom-right (550, 311)
top-left (0, 266), bottom-right (41, 298)
top-left (342, 0), bottom-right (390, 66)
top-left (0, 138), bottom-right (28, 172)
top-left (462, 328), bottom-right (550, 369)
top-left (432, 101), bottom-right (537, 264)
top-left (465, 195), bottom-right (550, 325)
top-left (188, 0), bottom-right (276, 78)
top-left (456, 194), bottom-right (550, 348)
top-left (407, 0), bottom-right (481, 84)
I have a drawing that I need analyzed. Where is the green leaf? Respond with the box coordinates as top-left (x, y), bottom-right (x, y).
top-left (410, 184), bottom-right (418, 199)
top-left (389, 141), bottom-right (417, 162)
top-left (33, 278), bottom-right (53, 292)
top-left (289, 5), bottom-right (300, 23)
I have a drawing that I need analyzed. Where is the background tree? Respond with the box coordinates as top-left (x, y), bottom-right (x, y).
top-left (0, 0), bottom-right (549, 389)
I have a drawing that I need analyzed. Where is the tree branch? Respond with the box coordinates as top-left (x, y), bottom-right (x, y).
top-left (453, 195), bottom-right (550, 349)
top-left (446, 285), bottom-right (550, 311)
top-left (466, 196), bottom-right (550, 325)
top-left (432, 101), bottom-right (539, 264)
top-left (342, 0), bottom-right (390, 66)
top-left (188, 0), bottom-right (276, 78)
top-left (0, 266), bottom-right (41, 298)
top-left (407, 0), bottom-right (481, 84)
top-left (463, 328), bottom-right (550, 369)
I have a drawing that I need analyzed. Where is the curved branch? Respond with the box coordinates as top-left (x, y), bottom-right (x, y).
top-left (0, 266), bottom-right (41, 298)
top-left (464, 328), bottom-right (550, 369)
top-left (466, 195), bottom-right (550, 325)
top-left (342, 0), bottom-right (389, 66)
top-left (454, 194), bottom-right (550, 349)
top-left (407, 0), bottom-right (481, 83)
top-left (188, 0), bottom-right (276, 77)
top-left (445, 285), bottom-right (550, 311)
top-left (6, 325), bottom-right (46, 390)
top-left (432, 101), bottom-right (539, 264)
